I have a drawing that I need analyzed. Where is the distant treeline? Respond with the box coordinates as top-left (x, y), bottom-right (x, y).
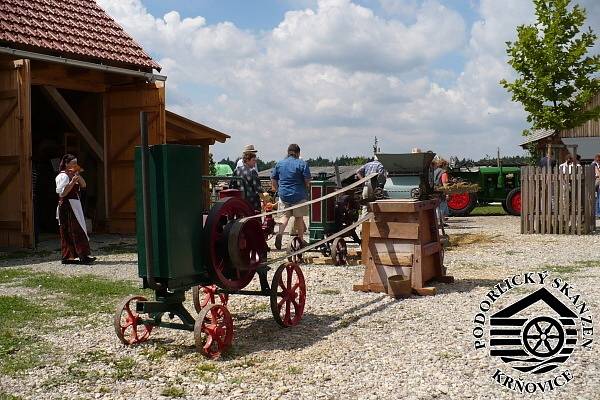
top-left (218, 154), bottom-right (530, 170)
top-left (218, 155), bottom-right (370, 170)
top-left (455, 155), bottom-right (530, 167)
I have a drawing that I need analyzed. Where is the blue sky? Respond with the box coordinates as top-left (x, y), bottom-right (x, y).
top-left (99, 0), bottom-right (599, 161)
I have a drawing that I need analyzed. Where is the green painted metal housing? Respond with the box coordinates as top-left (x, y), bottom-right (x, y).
top-left (450, 166), bottom-right (521, 203)
top-left (135, 144), bottom-right (207, 290)
top-left (308, 174), bottom-right (337, 244)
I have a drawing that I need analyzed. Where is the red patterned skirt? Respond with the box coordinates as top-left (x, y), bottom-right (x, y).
top-left (58, 200), bottom-right (90, 260)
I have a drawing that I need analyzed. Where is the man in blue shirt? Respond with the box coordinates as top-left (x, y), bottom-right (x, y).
top-left (271, 144), bottom-right (311, 248)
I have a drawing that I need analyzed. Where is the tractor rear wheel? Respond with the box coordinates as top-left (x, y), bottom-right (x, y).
top-left (447, 192), bottom-right (477, 217)
top-left (505, 188), bottom-right (521, 216)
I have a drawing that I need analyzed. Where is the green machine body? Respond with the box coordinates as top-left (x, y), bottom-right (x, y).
top-left (135, 144), bottom-right (208, 290)
top-left (308, 172), bottom-right (338, 244)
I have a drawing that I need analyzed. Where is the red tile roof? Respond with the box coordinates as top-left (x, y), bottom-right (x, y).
top-left (0, 0), bottom-right (160, 71)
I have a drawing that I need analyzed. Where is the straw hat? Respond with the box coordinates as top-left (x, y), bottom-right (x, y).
top-left (243, 144), bottom-right (258, 153)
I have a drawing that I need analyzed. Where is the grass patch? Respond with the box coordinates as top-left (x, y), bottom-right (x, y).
top-left (141, 345), bottom-right (168, 361)
top-left (229, 377), bottom-right (243, 385)
top-left (447, 233), bottom-right (498, 250)
top-left (161, 386), bottom-right (185, 398)
top-left (437, 351), bottom-right (459, 360)
top-left (287, 366), bottom-right (302, 375)
top-left (0, 393), bottom-right (24, 400)
top-left (0, 296), bottom-right (53, 375)
top-left (78, 349), bottom-right (113, 364)
top-left (0, 268), bottom-right (37, 284)
top-left (196, 362), bottom-right (219, 382)
top-left (113, 357), bottom-right (137, 380)
top-left (542, 260), bottom-right (599, 276)
top-left (470, 205), bottom-right (506, 216)
top-left (338, 315), bottom-right (361, 328)
top-left (20, 273), bottom-right (146, 314)
top-left (318, 289), bottom-right (340, 295)
top-left (245, 303), bottom-right (269, 313)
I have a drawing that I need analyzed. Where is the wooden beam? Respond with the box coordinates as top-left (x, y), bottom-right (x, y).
top-left (0, 165), bottom-right (19, 195)
top-left (0, 220), bottom-right (20, 231)
top-left (0, 98), bottom-right (17, 130)
top-left (0, 89), bottom-right (17, 100)
top-left (40, 86), bottom-right (104, 161)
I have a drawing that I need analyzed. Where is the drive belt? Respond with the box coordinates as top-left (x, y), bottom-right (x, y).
top-left (267, 212), bottom-right (373, 264)
top-left (239, 172), bottom-right (378, 223)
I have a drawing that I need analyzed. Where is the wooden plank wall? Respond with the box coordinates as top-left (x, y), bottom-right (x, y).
top-left (520, 165), bottom-right (596, 235)
top-left (105, 82), bottom-right (166, 234)
top-left (0, 59), bottom-right (32, 248)
top-left (561, 92), bottom-right (600, 138)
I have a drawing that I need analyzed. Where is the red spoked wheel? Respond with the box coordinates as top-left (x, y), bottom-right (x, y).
top-left (192, 285), bottom-right (229, 314)
top-left (287, 236), bottom-right (304, 264)
top-left (204, 197), bottom-right (259, 290)
top-left (331, 237), bottom-right (348, 266)
top-left (114, 295), bottom-right (153, 345)
top-left (270, 262), bottom-right (306, 327)
top-left (194, 304), bottom-right (234, 359)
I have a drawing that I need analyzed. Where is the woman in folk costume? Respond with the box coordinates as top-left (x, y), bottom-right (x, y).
top-left (55, 154), bottom-right (96, 265)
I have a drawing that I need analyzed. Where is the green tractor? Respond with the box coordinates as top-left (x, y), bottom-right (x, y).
top-left (446, 165), bottom-right (521, 217)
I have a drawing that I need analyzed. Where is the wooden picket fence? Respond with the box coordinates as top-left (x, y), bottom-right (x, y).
top-left (521, 165), bottom-right (596, 235)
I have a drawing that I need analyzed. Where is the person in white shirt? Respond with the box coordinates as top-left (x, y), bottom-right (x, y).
top-left (236, 144), bottom-right (259, 173)
top-left (559, 154), bottom-right (574, 173)
top-left (55, 154), bottom-right (96, 265)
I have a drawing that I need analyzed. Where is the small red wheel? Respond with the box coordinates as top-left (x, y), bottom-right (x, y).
top-left (114, 295), bottom-right (153, 345)
top-left (192, 285), bottom-right (229, 313)
top-left (331, 237), bottom-right (348, 266)
top-left (270, 262), bottom-right (306, 327)
top-left (194, 304), bottom-right (234, 359)
top-left (287, 236), bottom-right (304, 264)
top-left (447, 192), bottom-right (471, 210)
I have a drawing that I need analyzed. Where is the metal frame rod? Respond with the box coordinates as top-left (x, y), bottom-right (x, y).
top-left (140, 112), bottom-right (160, 290)
top-left (0, 46), bottom-right (167, 82)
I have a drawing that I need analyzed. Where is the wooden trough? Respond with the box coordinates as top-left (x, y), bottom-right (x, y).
top-left (353, 199), bottom-right (453, 296)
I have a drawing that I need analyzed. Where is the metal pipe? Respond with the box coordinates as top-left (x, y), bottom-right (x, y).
top-left (140, 112), bottom-right (161, 290)
top-left (0, 46), bottom-right (167, 82)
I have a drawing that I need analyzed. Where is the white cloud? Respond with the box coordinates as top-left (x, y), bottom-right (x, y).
top-left (96, 0), bottom-right (600, 162)
top-left (268, 0), bottom-right (465, 73)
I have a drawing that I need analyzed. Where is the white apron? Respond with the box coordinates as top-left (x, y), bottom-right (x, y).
top-left (56, 199), bottom-right (88, 240)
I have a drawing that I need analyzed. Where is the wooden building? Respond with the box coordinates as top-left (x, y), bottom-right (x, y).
top-left (0, 0), bottom-right (229, 248)
top-left (520, 92), bottom-right (600, 162)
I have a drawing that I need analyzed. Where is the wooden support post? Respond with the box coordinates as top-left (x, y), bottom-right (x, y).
top-left (40, 85), bottom-right (104, 161)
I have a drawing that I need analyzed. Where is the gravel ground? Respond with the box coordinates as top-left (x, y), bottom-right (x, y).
top-left (1, 216), bottom-right (599, 399)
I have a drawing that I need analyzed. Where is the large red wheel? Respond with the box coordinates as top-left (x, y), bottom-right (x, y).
top-left (204, 197), bottom-right (258, 290)
top-left (505, 188), bottom-right (521, 216)
top-left (114, 295), bottom-right (153, 345)
top-left (270, 262), bottom-right (306, 327)
top-left (194, 304), bottom-right (234, 359)
top-left (192, 285), bottom-right (229, 314)
top-left (447, 192), bottom-right (477, 217)
top-left (287, 236), bottom-right (304, 264)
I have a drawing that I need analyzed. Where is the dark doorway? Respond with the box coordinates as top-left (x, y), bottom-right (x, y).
top-left (30, 86), bottom-right (104, 245)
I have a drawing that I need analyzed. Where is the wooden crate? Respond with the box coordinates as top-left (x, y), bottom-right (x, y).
top-left (353, 199), bottom-right (453, 296)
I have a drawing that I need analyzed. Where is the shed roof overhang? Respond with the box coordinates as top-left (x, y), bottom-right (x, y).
top-left (518, 129), bottom-right (559, 147)
top-left (166, 110), bottom-right (230, 145)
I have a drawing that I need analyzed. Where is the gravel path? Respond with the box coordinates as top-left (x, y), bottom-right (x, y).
top-left (1, 216), bottom-right (599, 399)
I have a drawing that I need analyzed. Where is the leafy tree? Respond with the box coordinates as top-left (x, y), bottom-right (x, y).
top-left (208, 153), bottom-right (216, 175)
top-left (218, 157), bottom-right (236, 170)
top-left (500, 0), bottom-right (600, 135)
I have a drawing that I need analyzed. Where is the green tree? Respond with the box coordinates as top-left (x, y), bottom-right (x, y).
top-left (500, 0), bottom-right (600, 135)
